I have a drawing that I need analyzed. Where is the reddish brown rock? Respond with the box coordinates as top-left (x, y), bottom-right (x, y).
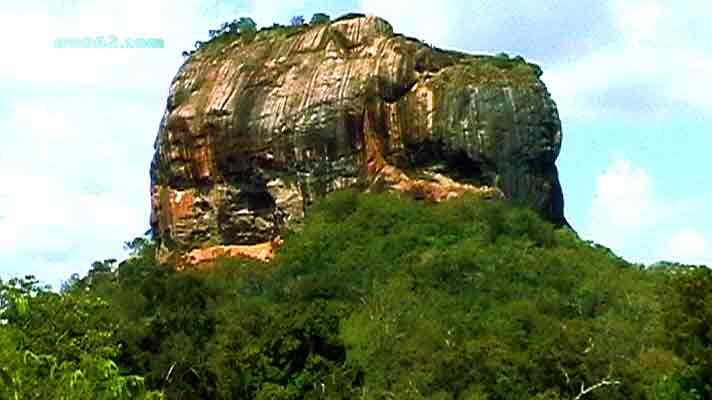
top-left (150, 14), bottom-right (569, 266)
top-left (174, 236), bottom-right (283, 270)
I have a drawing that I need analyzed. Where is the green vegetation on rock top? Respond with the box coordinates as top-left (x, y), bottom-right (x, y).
top-left (429, 54), bottom-right (543, 88)
top-left (183, 13), bottom-right (542, 86)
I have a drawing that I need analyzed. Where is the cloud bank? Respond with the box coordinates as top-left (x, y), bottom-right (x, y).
top-left (585, 158), bottom-right (711, 266)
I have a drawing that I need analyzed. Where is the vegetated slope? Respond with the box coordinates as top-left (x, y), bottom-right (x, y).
top-left (1, 191), bottom-right (710, 399)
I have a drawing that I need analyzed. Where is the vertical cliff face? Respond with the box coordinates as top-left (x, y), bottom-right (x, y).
top-left (150, 14), bottom-right (568, 266)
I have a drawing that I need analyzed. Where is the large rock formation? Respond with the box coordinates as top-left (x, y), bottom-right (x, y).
top-left (150, 14), bottom-right (569, 266)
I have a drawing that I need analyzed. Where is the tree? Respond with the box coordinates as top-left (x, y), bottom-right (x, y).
top-left (0, 277), bottom-right (163, 399)
top-left (90, 258), bottom-right (116, 274)
top-left (227, 19), bottom-right (239, 33)
top-left (237, 16), bottom-right (257, 41)
top-left (237, 17), bottom-right (257, 32)
top-left (290, 15), bottom-right (305, 26)
top-left (663, 266), bottom-right (712, 396)
top-left (2, 191), bottom-right (704, 398)
top-left (60, 273), bottom-right (81, 293)
top-left (310, 13), bottom-right (330, 25)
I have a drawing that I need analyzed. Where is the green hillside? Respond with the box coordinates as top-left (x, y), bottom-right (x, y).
top-left (1, 191), bottom-right (710, 399)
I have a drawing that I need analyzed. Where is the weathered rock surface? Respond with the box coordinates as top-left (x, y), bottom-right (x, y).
top-left (178, 236), bottom-right (283, 270)
top-left (150, 14), bottom-right (569, 265)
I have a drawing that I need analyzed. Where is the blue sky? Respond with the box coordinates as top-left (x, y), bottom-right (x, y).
top-left (1, 0), bottom-right (710, 289)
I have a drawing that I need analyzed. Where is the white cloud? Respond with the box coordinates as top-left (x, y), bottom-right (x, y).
top-left (0, 1), bottom-right (354, 91)
top-left (585, 158), bottom-right (666, 263)
top-left (0, 0), bottom-right (211, 91)
top-left (247, 0), bottom-right (305, 26)
top-left (664, 49), bottom-right (712, 114)
top-left (0, 0), bottom-right (267, 287)
top-left (356, 0), bottom-right (712, 120)
top-left (611, 0), bottom-right (664, 45)
top-left (359, 0), bottom-right (616, 62)
top-left (0, 96), bottom-right (156, 288)
top-left (590, 159), bottom-right (662, 230)
top-left (546, 43), bottom-right (712, 120)
top-left (663, 229), bottom-right (708, 264)
top-left (359, 0), bottom-right (456, 48)
top-left (546, 0), bottom-right (712, 120)
top-left (584, 159), bottom-right (712, 266)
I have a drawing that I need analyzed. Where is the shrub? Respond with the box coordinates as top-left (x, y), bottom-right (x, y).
top-left (290, 15), bottom-right (305, 26)
top-left (310, 13), bottom-right (330, 25)
top-left (236, 17), bottom-right (257, 41)
top-left (170, 87), bottom-right (191, 109)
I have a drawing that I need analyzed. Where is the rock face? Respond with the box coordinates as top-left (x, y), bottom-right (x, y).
top-left (150, 14), bottom-right (569, 265)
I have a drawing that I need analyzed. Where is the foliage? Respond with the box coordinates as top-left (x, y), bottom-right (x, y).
top-left (491, 52), bottom-right (528, 69)
top-left (332, 13), bottom-right (367, 23)
top-left (184, 16), bottom-right (259, 57)
top-left (310, 13), bottom-right (330, 25)
top-left (1, 190), bottom-right (709, 399)
top-left (0, 275), bottom-right (163, 399)
top-left (290, 15), bottom-right (305, 26)
top-left (170, 87), bottom-right (191, 109)
top-left (660, 266), bottom-right (712, 398)
top-left (235, 17), bottom-right (258, 41)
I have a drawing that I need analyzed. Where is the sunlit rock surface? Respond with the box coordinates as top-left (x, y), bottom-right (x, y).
top-left (150, 14), bottom-right (569, 266)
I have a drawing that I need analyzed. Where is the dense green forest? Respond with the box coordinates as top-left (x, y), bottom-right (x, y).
top-left (1, 191), bottom-right (711, 399)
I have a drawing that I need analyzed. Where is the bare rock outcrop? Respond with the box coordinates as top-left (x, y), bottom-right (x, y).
top-left (150, 14), bottom-right (569, 266)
